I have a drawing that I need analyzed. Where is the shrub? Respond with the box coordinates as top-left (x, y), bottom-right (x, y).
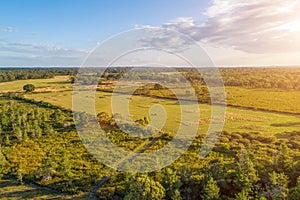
top-left (23, 84), bottom-right (35, 92)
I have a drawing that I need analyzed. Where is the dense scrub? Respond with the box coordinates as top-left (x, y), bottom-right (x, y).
top-left (0, 97), bottom-right (299, 199)
top-left (0, 68), bottom-right (77, 82)
top-left (1, 67), bottom-right (300, 199)
top-left (0, 97), bottom-right (105, 194)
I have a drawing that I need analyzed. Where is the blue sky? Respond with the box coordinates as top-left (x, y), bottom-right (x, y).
top-left (0, 0), bottom-right (208, 48)
top-left (1, 0), bottom-right (300, 66)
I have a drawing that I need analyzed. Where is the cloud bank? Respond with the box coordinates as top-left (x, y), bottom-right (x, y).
top-left (0, 40), bottom-right (89, 66)
top-left (158, 0), bottom-right (300, 54)
top-left (0, 27), bottom-right (17, 33)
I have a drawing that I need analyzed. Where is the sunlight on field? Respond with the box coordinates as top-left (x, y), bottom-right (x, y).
top-left (1, 76), bottom-right (299, 136)
top-left (0, 179), bottom-right (83, 199)
top-left (0, 76), bottom-right (72, 93)
top-left (26, 89), bottom-right (300, 135)
top-left (226, 86), bottom-right (300, 114)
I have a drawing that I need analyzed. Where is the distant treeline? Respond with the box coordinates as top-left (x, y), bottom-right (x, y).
top-left (180, 67), bottom-right (300, 89)
top-left (2, 67), bottom-right (300, 89)
top-left (0, 68), bottom-right (78, 82)
top-left (220, 68), bottom-right (300, 89)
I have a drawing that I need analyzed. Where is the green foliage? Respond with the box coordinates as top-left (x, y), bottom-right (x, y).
top-left (201, 175), bottom-right (220, 200)
top-left (69, 76), bottom-right (76, 84)
top-left (23, 84), bottom-right (35, 92)
top-left (275, 144), bottom-right (293, 174)
top-left (0, 100), bottom-right (56, 142)
top-left (0, 68), bottom-right (77, 82)
top-left (0, 145), bottom-right (7, 179)
top-left (7, 140), bottom-right (45, 182)
top-left (154, 83), bottom-right (164, 90)
top-left (235, 190), bottom-right (250, 200)
top-left (288, 177), bottom-right (300, 200)
top-left (0, 67), bottom-right (300, 199)
top-left (124, 174), bottom-right (165, 200)
top-left (50, 109), bottom-right (66, 126)
top-left (219, 68), bottom-right (300, 89)
top-left (160, 168), bottom-right (182, 199)
top-left (234, 148), bottom-right (259, 198)
top-left (38, 157), bottom-right (56, 182)
top-left (264, 172), bottom-right (289, 200)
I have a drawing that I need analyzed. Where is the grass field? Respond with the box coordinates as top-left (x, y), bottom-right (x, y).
top-left (2, 76), bottom-right (295, 136)
top-left (226, 86), bottom-right (300, 114)
top-left (2, 75), bottom-right (300, 112)
top-left (0, 76), bottom-right (72, 93)
top-left (0, 179), bottom-right (86, 199)
top-left (1, 76), bottom-right (299, 135)
top-left (1, 75), bottom-right (300, 199)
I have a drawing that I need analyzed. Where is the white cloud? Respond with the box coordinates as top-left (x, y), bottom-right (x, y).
top-left (158, 0), bottom-right (300, 54)
top-left (138, 28), bottom-right (194, 52)
top-left (0, 26), bottom-right (17, 33)
top-left (0, 40), bottom-right (89, 66)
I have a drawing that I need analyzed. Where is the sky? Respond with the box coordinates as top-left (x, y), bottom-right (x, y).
top-left (1, 0), bottom-right (300, 67)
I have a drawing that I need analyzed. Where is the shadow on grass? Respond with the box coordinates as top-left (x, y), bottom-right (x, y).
top-left (46, 81), bottom-right (70, 85)
top-left (0, 179), bottom-right (87, 200)
top-left (271, 122), bottom-right (300, 127)
top-left (0, 180), bottom-right (58, 200)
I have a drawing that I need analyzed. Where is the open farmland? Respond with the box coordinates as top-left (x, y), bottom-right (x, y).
top-left (0, 76), bottom-right (296, 135)
top-left (0, 68), bottom-right (300, 199)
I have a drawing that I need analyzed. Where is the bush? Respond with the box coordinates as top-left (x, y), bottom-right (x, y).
top-left (23, 84), bottom-right (35, 92)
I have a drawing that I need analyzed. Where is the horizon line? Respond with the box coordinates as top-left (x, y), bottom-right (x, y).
top-left (1, 65), bottom-right (300, 68)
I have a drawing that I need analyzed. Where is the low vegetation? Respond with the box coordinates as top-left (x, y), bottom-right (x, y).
top-left (0, 67), bottom-right (299, 199)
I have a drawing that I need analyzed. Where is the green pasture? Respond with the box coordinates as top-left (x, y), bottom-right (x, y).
top-left (0, 179), bottom-right (85, 199)
top-left (1, 76), bottom-right (299, 136)
top-left (0, 76), bottom-right (72, 93)
top-left (26, 89), bottom-right (300, 136)
top-left (226, 86), bottom-right (300, 114)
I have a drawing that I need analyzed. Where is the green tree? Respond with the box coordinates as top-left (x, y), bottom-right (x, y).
top-left (265, 172), bottom-right (289, 200)
top-left (15, 126), bottom-right (23, 142)
top-left (38, 157), bottom-right (56, 182)
top-left (0, 145), bottom-right (8, 179)
top-left (161, 168), bottom-right (182, 200)
top-left (201, 175), bottom-right (220, 200)
top-left (288, 177), bottom-right (300, 200)
top-left (154, 83), bottom-right (163, 90)
top-left (43, 123), bottom-right (54, 136)
top-left (124, 174), bottom-right (165, 200)
top-left (235, 190), bottom-right (250, 200)
top-left (275, 144), bottom-right (292, 174)
top-left (69, 76), bottom-right (76, 84)
top-left (74, 112), bottom-right (89, 126)
top-left (235, 148), bottom-right (259, 198)
top-left (50, 110), bottom-right (66, 126)
top-left (7, 140), bottom-right (44, 181)
top-left (23, 84), bottom-right (35, 92)
top-left (59, 153), bottom-right (74, 187)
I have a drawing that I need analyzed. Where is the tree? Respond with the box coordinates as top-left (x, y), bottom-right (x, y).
top-left (59, 153), bottom-right (74, 187)
top-left (234, 148), bottom-right (259, 198)
top-left (69, 76), bottom-right (76, 84)
top-left (23, 84), bottom-right (35, 92)
top-left (161, 168), bottom-right (182, 200)
top-left (265, 172), bottom-right (289, 200)
top-left (7, 140), bottom-right (44, 183)
top-left (201, 175), bottom-right (220, 200)
top-left (0, 145), bottom-right (8, 179)
top-left (289, 177), bottom-right (300, 200)
top-left (275, 144), bottom-right (292, 174)
top-left (124, 174), bottom-right (165, 200)
top-left (154, 83), bottom-right (163, 90)
top-left (73, 112), bottom-right (89, 126)
top-left (50, 110), bottom-right (66, 126)
top-left (38, 157), bottom-right (56, 182)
